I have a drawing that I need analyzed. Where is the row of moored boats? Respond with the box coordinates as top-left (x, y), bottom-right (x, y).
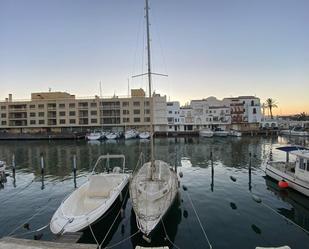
top-left (86, 130), bottom-right (150, 140)
top-left (199, 128), bottom-right (242, 137)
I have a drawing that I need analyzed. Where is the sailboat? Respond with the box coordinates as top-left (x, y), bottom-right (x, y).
top-left (129, 0), bottom-right (179, 239)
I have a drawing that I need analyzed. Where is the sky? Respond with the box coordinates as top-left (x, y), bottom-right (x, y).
top-left (0, 0), bottom-right (308, 115)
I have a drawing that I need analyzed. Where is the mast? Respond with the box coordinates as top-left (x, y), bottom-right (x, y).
top-left (145, 0), bottom-right (155, 174)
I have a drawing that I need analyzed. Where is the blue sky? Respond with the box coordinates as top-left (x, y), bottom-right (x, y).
top-left (0, 0), bottom-right (308, 114)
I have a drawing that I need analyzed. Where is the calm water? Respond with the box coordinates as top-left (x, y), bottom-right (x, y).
top-left (0, 136), bottom-right (309, 249)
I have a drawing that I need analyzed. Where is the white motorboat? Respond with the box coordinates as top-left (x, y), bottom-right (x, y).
top-left (213, 128), bottom-right (229, 137)
top-left (130, 0), bottom-right (178, 239)
top-left (86, 132), bottom-right (103, 141)
top-left (50, 154), bottom-right (130, 234)
top-left (280, 127), bottom-right (309, 137)
top-left (125, 129), bottom-right (138, 140)
top-left (139, 131), bottom-right (150, 139)
top-left (199, 129), bottom-right (214, 137)
top-left (105, 132), bottom-right (119, 140)
top-left (229, 129), bottom-right (242, 137)
top-left (0, 161), bottom-right (6, 173)
top-left (265, 146), bottom-right (309, 197)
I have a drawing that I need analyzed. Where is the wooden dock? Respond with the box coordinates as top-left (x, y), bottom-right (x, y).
top-left (0, 237), bottom-right (96, 249)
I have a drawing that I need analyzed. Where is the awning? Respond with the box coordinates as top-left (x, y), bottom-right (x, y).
top-left (276, 146), bottom-right (309, 152)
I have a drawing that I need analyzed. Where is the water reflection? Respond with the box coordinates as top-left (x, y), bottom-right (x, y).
top-left (265, 176), bottom-right (309, 231)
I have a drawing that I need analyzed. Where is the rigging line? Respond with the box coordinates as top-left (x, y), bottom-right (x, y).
top-left (261, 201), bottom-right (309, 235)
top-left (0, 179), bottom-right (35, 204)
top-left (185, 190), bottom-right (213, 249)
top-left (131, 4), bottom-right (145, 81)
top-left (103, 230), bottom-right (140, 249)
top-left (10, 223), bottom-right (50, 238)
top-left (7, 196), bottom-right (54, 236)
top-left (88, 222), bottom-right (100, 247)
top-left (99, 187), bottom-right (130, 248)
top-left (161, 218), bottom-right (181, 249)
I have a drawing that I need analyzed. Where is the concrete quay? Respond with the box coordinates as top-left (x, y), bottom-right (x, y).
top-left (0, 237), bottom-right (96, 249)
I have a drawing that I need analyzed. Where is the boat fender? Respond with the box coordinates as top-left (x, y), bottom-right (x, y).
top-left (120, 208), bottom-right (124, 218)
top-left (179, 171), bottom-right (183, 178)
top-left (182, 185), bottom-right (187, 191)
top-left (23, 223), bottom-right (30, 230)
top-left (142, 235), bottom-right (151, 243)
top-left (119, 192), bottom-right (123, 202)
top-left (252, 194), bottom-right (262, 203)
top-left (255, 246), bottom-right (291, 249)
top-left (230, 176), bottom-right (237, 182)
top-left (278, 180), bottom-right (289, 189)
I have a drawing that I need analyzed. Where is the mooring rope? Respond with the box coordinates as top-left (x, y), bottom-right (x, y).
top-left (98, 187), bottom-right (130, 248)
top-left (103, 230), bottom-right (140, 249)
top-left (161, 218), bottom-right (181, 249)
top-left (184, 190), bottom-right (213, 249)
top-left (10, 223), bottom-right (50, 237)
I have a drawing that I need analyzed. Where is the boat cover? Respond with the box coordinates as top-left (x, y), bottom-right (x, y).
top-left (276, 146), bottom-right (309, 152)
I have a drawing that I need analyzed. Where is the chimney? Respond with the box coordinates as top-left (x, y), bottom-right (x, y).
top-left (8, 94), bottom-right (12, 102)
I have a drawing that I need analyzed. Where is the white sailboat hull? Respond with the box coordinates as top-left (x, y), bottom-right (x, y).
top-left (199, 130), bottom-right (214, 137)
top-left (50, 173), bottom-right (130, 234)
top-left (125, 130), bottom-right (138, 139)
top-left (106, 133), bottom-right (118, 140)
top-left (86, 133), bottom-right (102, 140)
top-left (139, 132), bottom-right (150, 139)
top-left (214, 131), bottom-right (229, 137)
top-left (130, 160), bottom-right (178, 236)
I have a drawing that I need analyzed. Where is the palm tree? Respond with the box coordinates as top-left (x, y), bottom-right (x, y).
top-left (265, 98), bottom-right (278, 119)
top-left (297, 112), bottom-right (307, 121)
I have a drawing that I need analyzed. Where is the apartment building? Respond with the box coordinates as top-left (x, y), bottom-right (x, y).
top-left (0, 89), bottom-right (167, 133)
top-left (166, 101), bottom-right (181, 132)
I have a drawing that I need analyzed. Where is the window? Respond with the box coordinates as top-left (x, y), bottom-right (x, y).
top-left (1, 121), bottom-right (6, 125)
top-left (145, 109), bottom-right (150, 114)
top-left (1, 106), bottom-right (6, 110)
top-left (167, 103), bottom-right (173, 106)
top-left (134, 117), bottom-right (140, 123)
top-left (90, 102), bottom-right (97, 108)
top-left (69, 119), bottom-right (76, 124)
top-left (38, 104), bottom-right (44, 109)
top-left (59, 103), bottom-right (65, 108)
top-left (123, 117), bottom-right (130, 123)
top-left (69, 111), bottom-right (75, 116)
top-left (144, 101), bottom-right (150, 106)
top-left (122, 102), bottom-right (129, 107)
top-left (90, 110), bottom-right (97, 116)
top-left (1, 113), bottom-right (6, 118)
top-left (91, 119), bottom-right (97, 123)
top-left (123, 110), bottom-right (129, 115)
top-left (167, 117), bottom-right (173, 123)
top-left (78, 102), bottom-right (88, 108)
top-left (59, 111), bottom-right (66, 116)
top-left (134, 110), bottom-right (140, 115)
top-left (29, 104), bottom-right (35, 109)
top-left (253, 108), bottom-right (256, 114)
top-left (39, 120), bottom-right (45, 124)
top-left (59, 119), bottom-right (66, 124)
top-left (299, 158), bottom-right (306, 170)
top-left (133, 101), bottom-right (140, 107)
top-left (306, 160), bottom-right (309, 172)
top-left (30, 112), bottom-right (36, 117)
top-left (144, 117), bottom-right (150, 122)
top-left (38, 112), bottom-right (44, 117)
top-left (251, 100), bottom-right (254, 106)
top-left (168, 111), bottom-right (172, 114)
top-left (69, 103), bottom-right (75, 108)
top-left (30, 120), bottom-right (36, 125)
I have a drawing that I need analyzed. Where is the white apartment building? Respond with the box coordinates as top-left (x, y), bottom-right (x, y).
top-left (166, 101), bottom-right (181, 132)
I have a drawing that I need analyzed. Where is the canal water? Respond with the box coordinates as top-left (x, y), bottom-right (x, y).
top-left (0, 136), bottom-right (309, 249)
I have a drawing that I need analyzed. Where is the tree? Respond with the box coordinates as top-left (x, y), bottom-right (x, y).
top-left (297, 112), bottom-right (307, 121)
top-left (265, 98), bottom-right (278, 119)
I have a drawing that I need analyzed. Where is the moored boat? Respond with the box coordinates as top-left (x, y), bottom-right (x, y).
top-left (265, 146), bottom-right (309, 197)
top-left (105, 132), bottom-right (119, 140)
top-left (86, 132), bottom-right (102, 141)
top-left (125, 129), bottom-right (138, 140)
top-left (213, 128), bottom-right (229, 137)
top-left (50, 154), bottom-right (130, 234)
top-left (199, 129), bottom-right (214, 137)
top-left (139, 131), bottom-right (150, 139)
top-left (229, 129), bottom-right (242, 137)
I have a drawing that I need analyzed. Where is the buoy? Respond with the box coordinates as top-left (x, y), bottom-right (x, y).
top-left (230, 176), bottom-right (237, 182)
top-left (179, 171), bottom-right (183, 178)
top-left (182, 185), bottom-right (187, 191)
top-left (142, 235), bottom-right (151, 243)
top-left (252, 194), bottom-right (262, 203)
top-left (278, 180), bottom-right (289, 189)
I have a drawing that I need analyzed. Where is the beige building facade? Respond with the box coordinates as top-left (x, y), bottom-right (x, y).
top-left (0, 89), bottom-right (168, 133)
